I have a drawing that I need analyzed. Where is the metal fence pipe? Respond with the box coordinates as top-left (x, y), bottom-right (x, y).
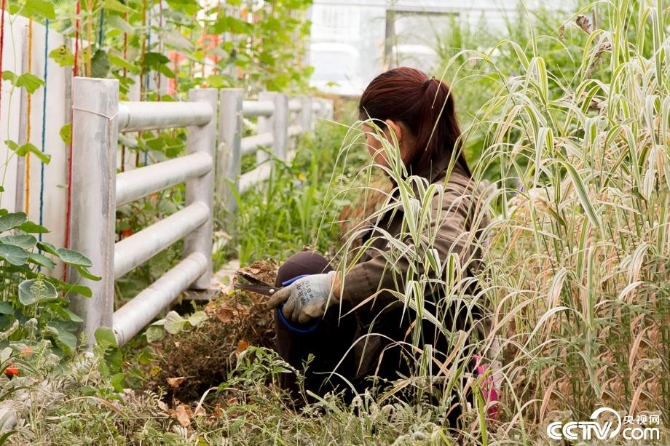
top-left (238, 142), bottom-right (302, 193)
top-left (241, 132), bottom-right (273, 156)
top-left (116, 152), bottom-right (212, 206)
top-left (112, 252), bottom-right (208, 346)
top-left (312, 100), bottom-right (322, 114)
top-left (260, 92), bottom-right (288, 162)
top-left (114, 201), bottom-right (209, 279)
top-left (239, 164), bottom-right (272, 194)
top-left (242, 100), bottom-right (274, 117)
top-left (327, 101), bottom-right (334, 121)
top-left (301, 95), bottom-right (313, 134)
top-left (256, 94), bottom-right (274, 166)
top-left (288, 98), bottom-right (302, 112)
top-left (217, 88), bottom-right (243, 213)
top-left (183, 88), bottom-right (217, 290)
top-left (321, 99), bottom-right (334, 121)
top-left (287, 125), bottom-right (302, 138)
top-left (69, 77), bottom-right (119, 346)
top-left (14, 24), bottom-right (29, 213)
top-left (117, 101), bottom-right (213, 132)
top-left (274, 93), bottom-right (289, 161)
top-left (311, 99), bottom-right (334, 122)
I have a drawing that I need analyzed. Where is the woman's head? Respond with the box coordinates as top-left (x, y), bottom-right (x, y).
top-left (358, 67), bottom-right (470, 177)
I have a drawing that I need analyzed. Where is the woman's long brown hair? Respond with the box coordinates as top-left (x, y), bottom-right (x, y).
top-left (358, 67), bottom-right (471, 178)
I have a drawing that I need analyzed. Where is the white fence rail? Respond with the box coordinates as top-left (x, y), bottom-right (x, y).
top-left (218, 89), bottom-right (332, 207)
top-left (69, 79), bottom-right (333, 346)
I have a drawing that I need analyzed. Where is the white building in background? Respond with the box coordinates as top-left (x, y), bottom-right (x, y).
top-left (308, 0), bottom-right (576, 96)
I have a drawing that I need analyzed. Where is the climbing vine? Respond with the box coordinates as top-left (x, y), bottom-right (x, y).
top-left (42, 0), bottom-right (313, 97)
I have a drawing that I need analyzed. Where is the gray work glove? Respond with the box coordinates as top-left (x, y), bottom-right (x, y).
top-left (266, 271), bottom-right (337, 324)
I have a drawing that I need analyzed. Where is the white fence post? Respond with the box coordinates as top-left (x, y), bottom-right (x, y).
top-left (256, 94), bottom-right (273, 166)
top-left (301, 94), bottom-right (314, 134)
top-left (272, 92), bottom-right (289, 161)
top-left (218, 88), bottom-right (243, 213)
top-left (258, 92), bottom-right (288, 163)
top-left (183, 88), bottom-right (217, 290)
top-left (69, 77), bottom-right (119, 345)
top-left (322, 99), bottom-right (334, 121)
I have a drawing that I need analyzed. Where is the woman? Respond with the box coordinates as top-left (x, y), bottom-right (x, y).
top-left (267, 67), bottom-right (491, 425)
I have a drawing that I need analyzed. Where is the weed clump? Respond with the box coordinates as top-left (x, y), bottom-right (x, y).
top-left (150, 261), bottom-right (278, 404)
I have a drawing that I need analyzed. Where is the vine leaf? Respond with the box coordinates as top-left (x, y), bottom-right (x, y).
top-left (59, 124), bottom-right (72, 145)
top-left (36, 241), bottom-right (58, 256)
top-left (106, 15), bottom-right (134, 34)
top-left (143, 52), bottom-right (176, 79)
top-left (9, 0), bottom-right (55, 19)
top-left (59, 283), bottom-right (93, 298)
top-left (188, 311), bottom-right (208, 326)
top-left (0, 212), bottom-right (28, 232)
top-left (95, 326), bottom-right (118, 349)
top-left (49, 45), bottom-right (75, 68)
top-left (18, 278), bottom-right (58, 305)
top-left (91, 50), bottom-right (111, 78)
top-left (103, 0), bottom-right (134, 14)
top-left (17, 221), bottom-right (50, 234)
top-left (3, 72), bottom-right (46, 94)
top-left (145, 326), bottom-right (165, 343)
top-left (165, 0), bottom-right (199, 15)
top-left (49, 322), bottom-right (78, 353)
top-left (0, 235), bottom-right (37, 250)
top-left (56, 249), bottom-right (101, 281)
top-left (28, 252), bottom-right (57, 270)
top-left (159, 29), bottom-right (195, 52)
top-left (0, 244), bottom-right (29, 265)
top-left (56, 248), bottom-right (93, 267)
top-left (0, 302), bottom-right (14, 315)
top-left (163, 311), bottom-right (186, 334)
top-left (54, 306), bottom-right (84, 323)
top-left (8, 141), bottom-right (51, 164)
top-left (211, 16), bottom-right (253, 35)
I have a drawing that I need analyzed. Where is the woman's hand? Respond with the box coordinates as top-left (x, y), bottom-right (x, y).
top-left (266, 271), bottom-right (338, 323)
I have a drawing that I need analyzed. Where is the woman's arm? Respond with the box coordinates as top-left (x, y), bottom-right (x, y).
top-left (336, 186), bottom-right (482, 311)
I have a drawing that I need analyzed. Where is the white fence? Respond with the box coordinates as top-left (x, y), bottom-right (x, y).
top-left (70, 78), bottom-right (333, 347)
top-left (218, 89), bottom-right (333, 208)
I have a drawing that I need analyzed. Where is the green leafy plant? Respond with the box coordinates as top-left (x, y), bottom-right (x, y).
top-left (224, 119), bottom-right (358, 266)
top-left (38, 0), bottom-right (313, 96)
top-left (0, 207), bottom-right (98, 357)
top-left (144, 309), bottom-right (208, 343)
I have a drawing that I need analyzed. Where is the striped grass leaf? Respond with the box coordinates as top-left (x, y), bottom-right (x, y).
top-left (556, 159), bottom-right (601, 228)
top-left (617, 280), bottom-right (645, 302)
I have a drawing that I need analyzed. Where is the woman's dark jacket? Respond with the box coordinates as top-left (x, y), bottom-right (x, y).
top-left (340, 155), bottom-right (489, 381)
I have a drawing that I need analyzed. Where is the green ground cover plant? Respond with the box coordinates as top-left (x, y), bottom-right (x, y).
top-left (0, 201), bottom-right (99, 359)
top-left (223, 113), bottom-right (363, 266)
